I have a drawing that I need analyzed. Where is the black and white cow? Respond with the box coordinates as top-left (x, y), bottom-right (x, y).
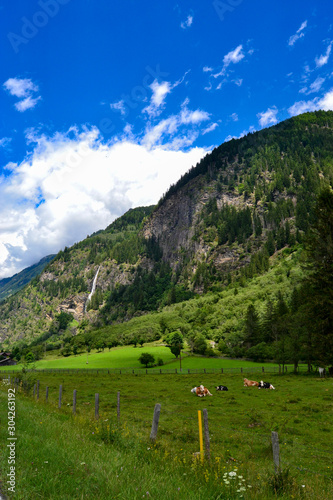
top-left (216, 385), bottom-right (228, 391)
top-left (258, 380), bottom-right (275, 390)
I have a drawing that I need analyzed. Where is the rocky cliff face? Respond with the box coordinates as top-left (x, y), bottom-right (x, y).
top-left (142, 173), bottom-right (255, 277)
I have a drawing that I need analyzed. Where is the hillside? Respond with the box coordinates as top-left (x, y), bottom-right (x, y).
top-left (1, 110), bottom-right (333, 356)
top-left (0, 255), bottom-right (55, 302)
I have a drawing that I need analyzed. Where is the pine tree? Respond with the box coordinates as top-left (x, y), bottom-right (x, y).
top-left (302, 187), bottom-right (333, 365)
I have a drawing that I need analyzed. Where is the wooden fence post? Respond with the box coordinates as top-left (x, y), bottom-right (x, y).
top-left (203, 409), bottom-right (210, 461)
top-left (95, 393), bottom-right (99, 419)
top-left (58, 385), bottom-right (62, 409)
top-left (271, 431), bottom-right (280, 474)
top-left (198, 410), bottom-right (204, 463)
top-left (73, 390), bottom-right (77, 414)
top-left (150, 403), bottom-right (161, 441)
top-left (46, 387), bottom-right (49, 402)
top-left (117, 391), bottom-right (120, 422)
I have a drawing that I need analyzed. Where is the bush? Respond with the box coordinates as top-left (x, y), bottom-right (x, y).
top-left (157, 357), bottom-right (164, 366)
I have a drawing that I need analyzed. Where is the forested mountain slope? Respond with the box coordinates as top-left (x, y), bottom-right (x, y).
top-left (0, 255), bottom-right (55, 302)
top-left (1, 110), bottom-right (333, 353)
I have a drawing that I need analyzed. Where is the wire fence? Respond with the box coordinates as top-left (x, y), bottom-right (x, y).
top-left (0, 364), bottom-right (307, 376)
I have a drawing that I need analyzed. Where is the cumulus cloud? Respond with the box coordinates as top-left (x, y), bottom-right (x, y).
top-left (0, 126), bottom-right (208, 278)
top-left (288, 88), bottom-right (333, 116)
top-left (315, 41), bottom-right (333, 68)
top-left (3, 77), bottom-right (41, 112)
top-left (257, 107), bottom-right (278, 127)
top-left (288, 20), bottom-right (307, 46)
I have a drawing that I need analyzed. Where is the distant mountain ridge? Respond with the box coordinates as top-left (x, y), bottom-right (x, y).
top-left (0, 255), bottom-right (55, 302)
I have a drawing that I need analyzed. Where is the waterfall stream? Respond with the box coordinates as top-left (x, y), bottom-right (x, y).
top-left (85, 266), bottom-right (100, 313)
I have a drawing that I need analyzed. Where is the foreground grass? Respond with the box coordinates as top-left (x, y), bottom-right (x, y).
top-left (0, 371), bottom-right (332, 499)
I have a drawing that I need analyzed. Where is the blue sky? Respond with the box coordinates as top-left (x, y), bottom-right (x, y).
top-left (0, 0), bottom-right (332, 277)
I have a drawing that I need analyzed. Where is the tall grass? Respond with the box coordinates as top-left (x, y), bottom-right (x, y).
top-left (0, 371), bottom-right (332, 499)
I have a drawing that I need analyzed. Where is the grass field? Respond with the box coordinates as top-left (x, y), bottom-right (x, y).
top-left (0, 343), bottom-right (300, 373)
top-left (0, 369), bottom-right (332, 499)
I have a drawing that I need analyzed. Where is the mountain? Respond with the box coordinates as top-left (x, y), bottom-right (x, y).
top-left (0, 255), bottom-right (55, 302)
top-left (1, 110), bottom-right (333, 352)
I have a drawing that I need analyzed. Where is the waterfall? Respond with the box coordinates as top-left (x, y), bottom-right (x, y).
top-left (85, 266), bottom-right (100, 313)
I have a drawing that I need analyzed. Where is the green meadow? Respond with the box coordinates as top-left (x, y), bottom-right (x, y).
top-left (0, 343), bottom-right (300, 373)
top-left (0, 368), bottom-right (332, 499)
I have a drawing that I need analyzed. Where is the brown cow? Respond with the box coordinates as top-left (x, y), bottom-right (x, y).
top-left (243, 378), bottom-right (259, 387)
top-left (191, 385), bottom-right (213, 397)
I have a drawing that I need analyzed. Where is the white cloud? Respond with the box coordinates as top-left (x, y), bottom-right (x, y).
top-left (143, 80), bottom-right (172, 118)
top-left (230, 113), bottom-right (239, 122)
top-left (223, 45), bottom-right (245, 67)
top-left (3, 77), bottom-right (41, 112)
top-left (142, 101), bottom-right (210, 149)
top-left (319, 89), bottom-right (333, 110)
top-left (315, 42), bottom-right (333, 68)
top-left (202, 123), bottom-right (218, 135)
top-left (288, 20), bottom-right (307, 46)
top-left (0, 137), bottom-right (12, 148)
top-left (299, 76), bottom-right (325, 95)
top-left (15, 96), bottom-right (42, 112)
top-left (181, 15), bottom-right (193, 29)
top-left (212, 45), bottom-right (245, 79)
top-left (288, 88), bottom-right (333, 116)
top-left (206, 44), bottom-right (251, 86)
top-left (142, 72), bottom-right (190, 119)
top-left (225, 125), bottom-right (255, 142)
top-left (0, 126), bottom-right (209, 278)
top-left (3, 78), bottom-right (38, 98)
top-left (257, 107), bottom-right (278, 127)
top-left (233, 78), bottom-right (243, 87)
top-left (110, 99), bottom-right (127, 116)
top-left (288, 99), bottom-right (318, 116)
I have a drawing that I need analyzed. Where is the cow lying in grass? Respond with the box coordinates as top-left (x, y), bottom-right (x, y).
top-left (216, 385), bottom-right (228, 391)
top-left (191, 385), bottom-right (212, 397)
top-left (258, 380), bottom-right (275, 390)
top-left (243, 378), bottom-right (259, 387)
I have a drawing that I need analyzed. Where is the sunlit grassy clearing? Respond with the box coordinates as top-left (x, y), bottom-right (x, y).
top-left (0, 342), bottom-right (300, 372)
